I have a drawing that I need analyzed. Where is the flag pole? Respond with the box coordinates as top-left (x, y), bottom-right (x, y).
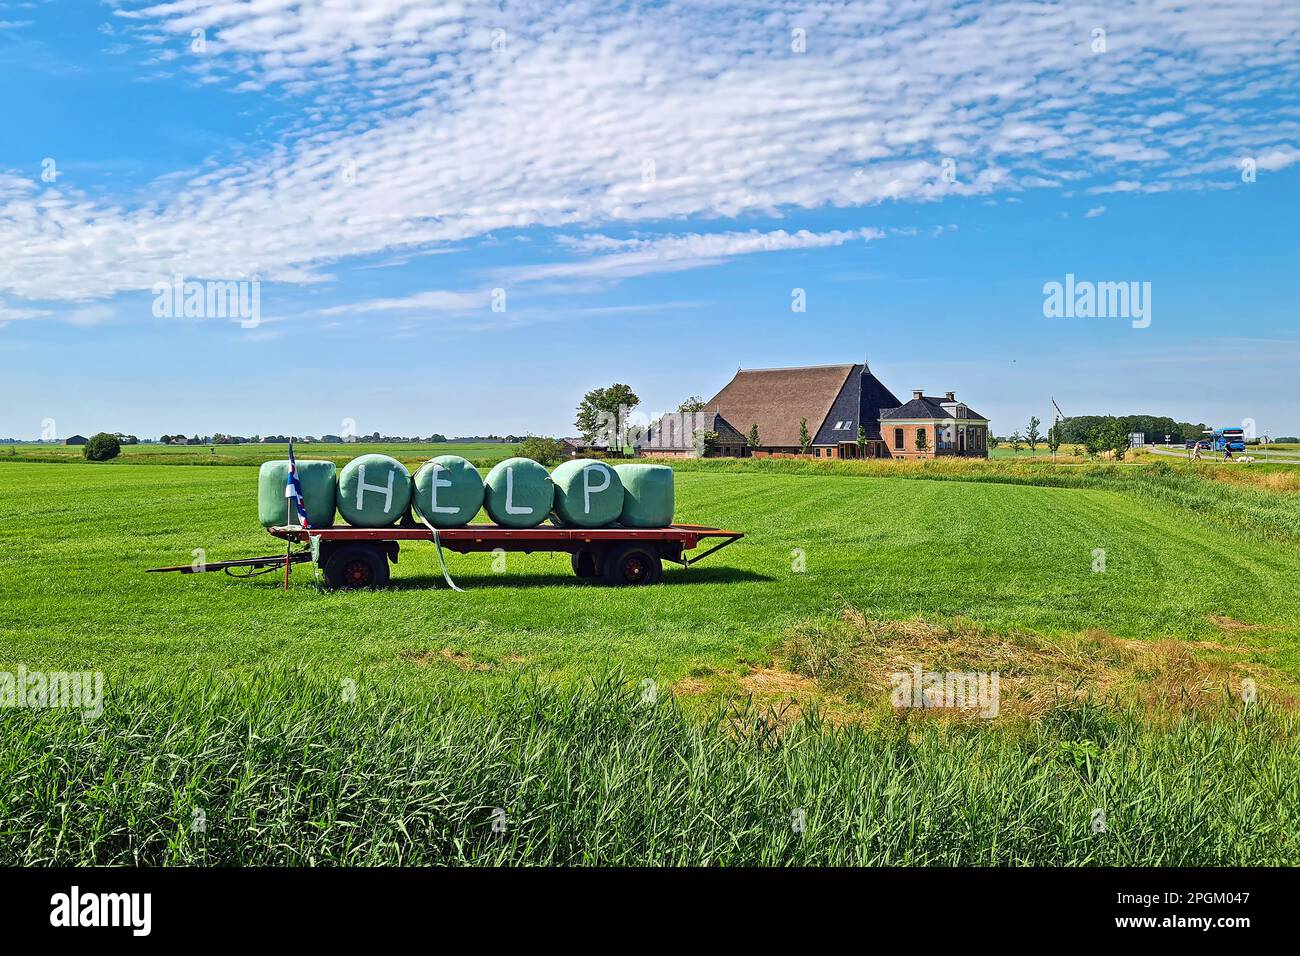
top-left (283, 436), bottom-right (293, 591)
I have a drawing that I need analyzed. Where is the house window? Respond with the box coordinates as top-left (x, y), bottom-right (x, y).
top-left (917, 427), bottom-right (927, 449)
top-left (893, 427), bottom-right (904, 450)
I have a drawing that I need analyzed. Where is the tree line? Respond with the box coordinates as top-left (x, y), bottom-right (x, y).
top-left (1047, 414), bottom-right (1207, 444)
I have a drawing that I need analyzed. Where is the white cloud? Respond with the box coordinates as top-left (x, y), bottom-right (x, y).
top-left (0, 301), bottom-right (50, 322)
top-left (1144, 112), bottom-right (1186, 128)
top-left (517, 228), bottom-right (883, 281)
top-left (320, 289), bottom-right (487, 315)
top-left (330, 229), bottom-right (876, 315)
top-left (0, 0), bottom-right (1294, 313)
top-left (1084, 205), bottom-right (1107, 217)
top-left (1254, 146), bottom-right (1300, 172)
top-left (66, 305), bottom-right (116, 327)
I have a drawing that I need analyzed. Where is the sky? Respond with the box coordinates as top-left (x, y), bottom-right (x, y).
top-left (0, 0), bottom-right (1297, 440)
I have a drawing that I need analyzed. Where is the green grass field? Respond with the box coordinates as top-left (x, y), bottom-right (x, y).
top-left (1, 455), bottom-right (1298, 864)
top-left (0, 441), bottom-right (521, 469)
top-left (989, 444), bottom-right (1083, 458)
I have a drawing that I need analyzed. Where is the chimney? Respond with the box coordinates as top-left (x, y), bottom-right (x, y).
top-left (912, 390), bottom-right (923, 401)
top-left (945, 391), bottom-right (955, 401)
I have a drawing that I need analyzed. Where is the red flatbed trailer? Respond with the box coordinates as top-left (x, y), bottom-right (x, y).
top-left (149, 522), bottom-right (744, 589)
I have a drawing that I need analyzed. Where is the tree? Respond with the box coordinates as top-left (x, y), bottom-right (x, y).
top-left (575, 384), bottom-right (640, 446)
top-left (1104, 421), bottom-right (1131, 461)
top-left (83, 432), bottom-right (121, 462)
top-left (915, 428), bottom-right (930, 455)
top-left (695, 430), bottom-right (719, 457)
top-left (798, 417), bottom-right (812, 454)
top-left (678, 396), bottom-right (705, 412)
top-left (1025, 416), bottom-right (1041, 457)
top-left (1010, 431), bottom-right (1024, 453)
top-left (1046, 424), bottom-right (1062, 458)
top-left (517, 435), bottom-right (565, 466)
top-left (856, 424), bottom-right (868, 457)
top-left (988, 434), bottom-right (1001, 450)
top-left (747, 424), bottom-right (760, 448)
top-left (1053, 413), bottom-right (1207, 445)
top-left (1083, 426), bottom-right (1106, 459)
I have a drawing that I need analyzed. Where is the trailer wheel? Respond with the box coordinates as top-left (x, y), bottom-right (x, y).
top-left (602, 544), bottom-right (662, 586)
top-left (323, 543), bottom-right (391, 590)
top-left (570, 550), bottom-right (599, 579)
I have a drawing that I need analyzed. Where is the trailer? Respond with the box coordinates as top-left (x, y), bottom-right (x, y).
top-left (148, 522), bottom-right (744, 589)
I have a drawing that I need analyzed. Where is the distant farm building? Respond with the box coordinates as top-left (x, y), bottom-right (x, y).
top-left (641, 363), bottom-right (989, 460)
top-left (639, 411), bottom-right (747, 458)
top-left (62, 435), bottom-right (88, 446)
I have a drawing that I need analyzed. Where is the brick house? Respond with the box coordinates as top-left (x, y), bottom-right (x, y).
top-left (879, 391), bottom-right (990, 460)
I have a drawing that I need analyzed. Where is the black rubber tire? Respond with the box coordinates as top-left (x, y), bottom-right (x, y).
top-left (323, 543), bottom-right (391, 590)
top-left (601, 544), bottom-right (662, 586)
top-left (571, 550), bottom-right (599, 578)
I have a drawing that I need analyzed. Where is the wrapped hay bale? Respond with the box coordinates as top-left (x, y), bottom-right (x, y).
top-left (614, 463), bottom-right (674, 528)
top-left (337, 454), bottom-right (412, 527)
top-left (550, 458), bottom-right (624, 527)
top-left (258, 459), bottom-right (338, 529)
top-left (413, 455), bottom-right (484, 528)
top-left (483, 457), bottom-right (552, 528)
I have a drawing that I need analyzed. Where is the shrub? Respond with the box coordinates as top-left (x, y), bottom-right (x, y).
top-left (517, 435), bottom-right (565, 466)
top-left (83, 432), bottom-right (121, 462)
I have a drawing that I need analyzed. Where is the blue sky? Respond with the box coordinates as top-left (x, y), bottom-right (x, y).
top-left (1, 0), bottom-right (1297, 440)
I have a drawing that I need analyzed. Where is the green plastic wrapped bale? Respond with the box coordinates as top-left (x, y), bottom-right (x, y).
top-left (258, 460), bottom-right (337, 529)
top-left (614, 463), bottom-right (674, 528)
top-left (337, 454), bottom-right (412, 528)
top-left (483, 457), bottom-right (553, 528)
top-left (551, 458), bottom-right (624, 528)
top-left (413, 455), bottom-right (484, 528)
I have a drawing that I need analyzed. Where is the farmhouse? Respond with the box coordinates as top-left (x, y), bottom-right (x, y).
top-left (62, 435), bottom-right (88, 446)
top-left (880, 390), bottom-right (991, 459)
top-left (642, 363), bottom-right (990, 459)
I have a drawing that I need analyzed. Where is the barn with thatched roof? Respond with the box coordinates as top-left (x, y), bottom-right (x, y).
top-left (636, 362), bottom-right (989, 459)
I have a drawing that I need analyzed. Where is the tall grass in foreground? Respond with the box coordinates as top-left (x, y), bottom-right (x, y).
top-left (1, 671), bottom-right (1295, 866)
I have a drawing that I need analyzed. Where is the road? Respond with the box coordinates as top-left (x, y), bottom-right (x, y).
top-left (1145, 445), bottom-right (1300, 464)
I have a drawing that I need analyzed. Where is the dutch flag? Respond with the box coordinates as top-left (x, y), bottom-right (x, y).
top-left (285, 438), bottom-right (311, 529)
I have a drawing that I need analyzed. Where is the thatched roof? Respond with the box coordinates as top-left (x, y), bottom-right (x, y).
top-left (641, 411), bottom-right (745, 452)
top-left (705, 364), bottom-right (857, 447)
